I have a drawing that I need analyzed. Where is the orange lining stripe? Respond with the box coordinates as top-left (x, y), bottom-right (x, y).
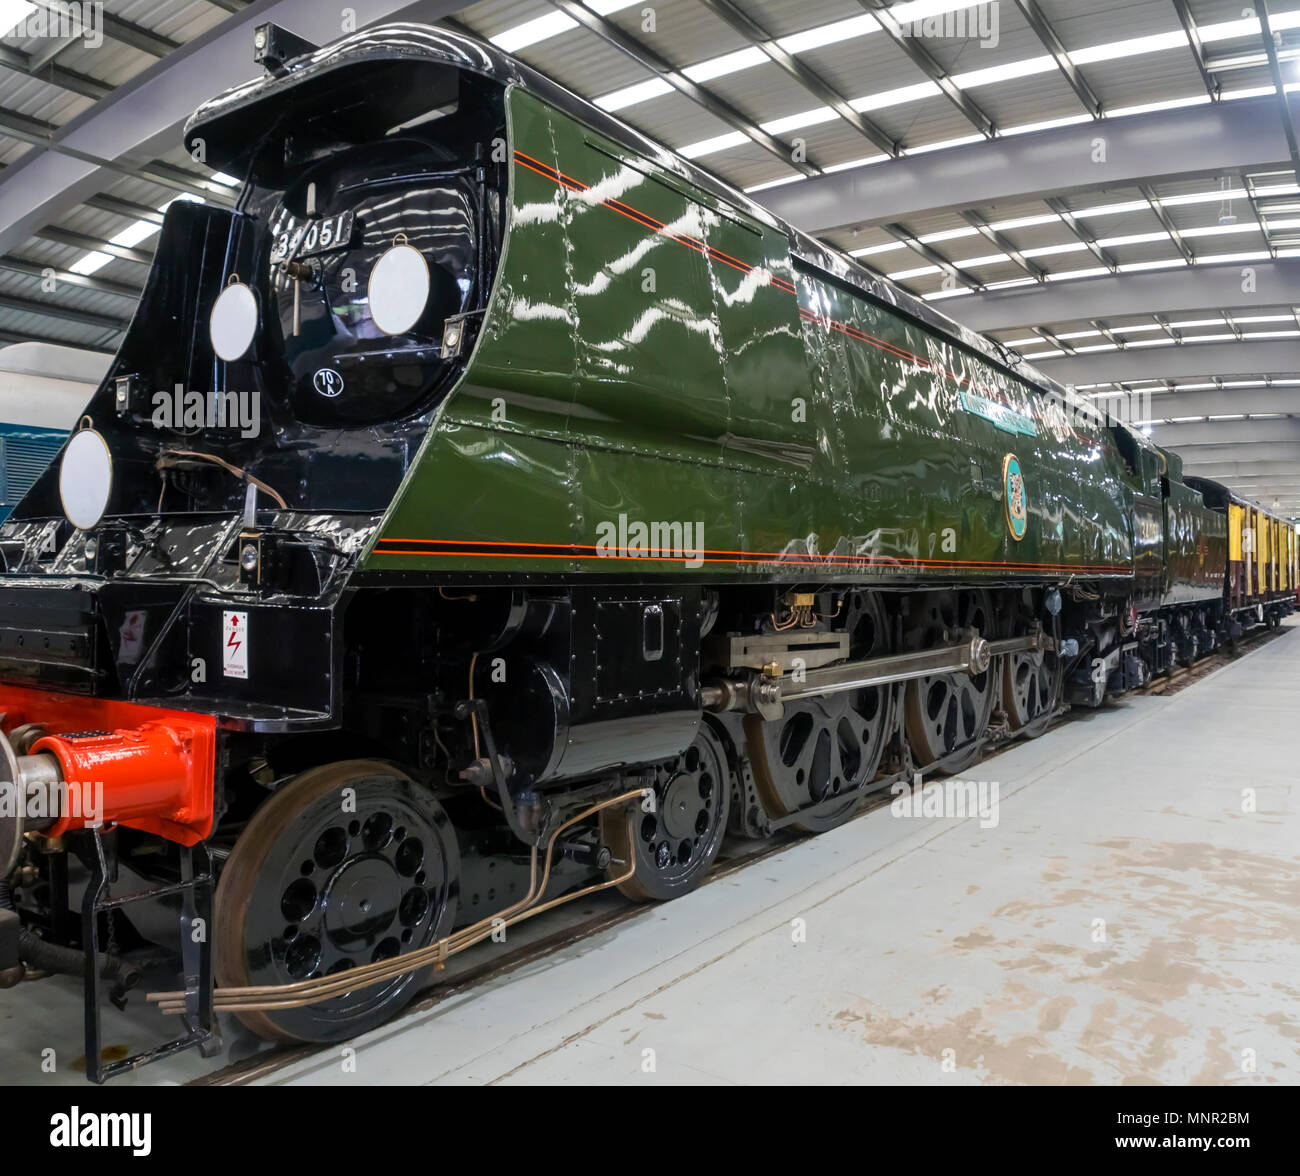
top-left (372, 538), bottom-right (1128, 573)
top-left (513, 148), bottom-right (1008, 399)
top-left (514, 150), bottom-right (758, 279)
top-left (514, 156), bottom-right (738, 275)
top-left (372, 547), bottom-right (1129, 573)
top-left (516, 149), bottom-right (763, 279)
top-left (378, 535), bottom-right (1128, 568)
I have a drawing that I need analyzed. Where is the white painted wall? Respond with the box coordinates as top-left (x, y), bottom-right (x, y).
top-left (0, 342), bottom-right (110, 429)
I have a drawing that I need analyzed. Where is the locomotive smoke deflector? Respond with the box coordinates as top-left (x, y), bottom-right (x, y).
top-left (180, 36), bottom-right (498, 431)
top-left (183, 45), bottom-right (463, 185)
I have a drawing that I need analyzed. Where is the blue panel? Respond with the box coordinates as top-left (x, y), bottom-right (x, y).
top-left (0, 423), bottom-right (68, 518)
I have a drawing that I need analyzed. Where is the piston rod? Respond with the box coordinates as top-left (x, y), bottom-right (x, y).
top-left (701, 628), bottom-right (1051, 718)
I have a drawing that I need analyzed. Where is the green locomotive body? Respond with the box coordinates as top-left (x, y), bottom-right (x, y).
top-left (371, 86), bottom-right (1134, 586)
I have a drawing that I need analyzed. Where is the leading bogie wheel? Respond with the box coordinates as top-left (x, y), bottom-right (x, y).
top-left (214, 759), bottom-right (460, 1043)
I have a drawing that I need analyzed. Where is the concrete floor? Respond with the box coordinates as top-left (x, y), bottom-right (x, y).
top-left (262, 619), bottom-right (1300, 1086)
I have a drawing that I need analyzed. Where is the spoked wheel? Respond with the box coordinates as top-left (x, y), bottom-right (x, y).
top-left (745, 591), bottom-right (895, 833)
top-left (1001, 644), bottom-right (1061, 738)
top-left (1172, 614), bottom-right (1201, 666)
top-left (904, 590), bottom-right (996, 774)
top-left (215, 759), bottom-right (459, 1043)
top-left (601, 723), bottom-right (730, 902)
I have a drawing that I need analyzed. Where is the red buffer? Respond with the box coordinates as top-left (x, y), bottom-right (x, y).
top-left (0, 686), bottom-right (216, 849)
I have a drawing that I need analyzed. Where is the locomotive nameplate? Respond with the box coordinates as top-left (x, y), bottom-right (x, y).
top-left (959, 387), bottom-right (1038, 437)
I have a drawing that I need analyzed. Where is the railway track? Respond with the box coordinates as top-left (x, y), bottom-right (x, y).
top-left (1134, 620), bottom-right (1293, 698)
top-left (191, 824), bottom-right (812, 1085)
top-left (192, 618), bottom-right (1293, 1085)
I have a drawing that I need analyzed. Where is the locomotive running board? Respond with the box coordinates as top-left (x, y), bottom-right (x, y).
top-left (701, 627), bottom-right (1052, 720)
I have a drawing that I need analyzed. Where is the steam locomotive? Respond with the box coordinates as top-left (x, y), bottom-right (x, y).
top-left (0, 23), bottom-right (1293, 1081)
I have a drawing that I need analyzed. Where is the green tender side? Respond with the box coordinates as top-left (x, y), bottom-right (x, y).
top-left (1163, 477), bottom-right (1228, 605)
top-left (362, 87), bottom-right (1135, 582)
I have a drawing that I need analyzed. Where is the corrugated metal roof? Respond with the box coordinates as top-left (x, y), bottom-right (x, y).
top-left (1084, 54), bottom-right (1209, 108)
top-left (1040, 0), bottom-right (1186, 47)
top-left (702, 61), bottom-right (834, 127)
top-left (796, 32), bottom-right (930, 99)
top-left (0, 140), bottom-right (34, 167)
top-left (975, 75), bottom-right (1089, 130)
top-left (0, 268), bottom-right (132, 319)
top-left (457, 0), bottom-right (557, 41)
top-left (510, 33), bottom-right (654, 98)
top-left (921, 5), bottom-right (1043, 77)
top-left (615, 92), bottom-right (734, 152)
top-left (44, 38), bottom-right (154, 85)
top-left (604, 0), bottom-right (748, 66)
top-left (871, 96), bottom-right (980, 149)
top-left (1107, 241), bottom-right (1186, 265)
top-left (0, 75), bottom-right (91, 126)
top-left (775, 122), bottom-right (877, 170)
top-left (98, 173), bottom-right (183, 209)
top-left (1188, 0), bottom-right (1257, 21)
top-left (114, 0), bottom-right (225, 43)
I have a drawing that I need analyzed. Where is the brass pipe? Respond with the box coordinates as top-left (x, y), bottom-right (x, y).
top-left (149, 787), bottom-right (646, 1015)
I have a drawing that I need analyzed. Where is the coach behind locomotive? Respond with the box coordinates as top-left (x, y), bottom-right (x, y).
top-left (0, 22), bottom-right (1291, 1080)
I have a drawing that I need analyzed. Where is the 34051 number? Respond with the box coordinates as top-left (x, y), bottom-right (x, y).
top-left (270, 210), bottom-right (354, 264)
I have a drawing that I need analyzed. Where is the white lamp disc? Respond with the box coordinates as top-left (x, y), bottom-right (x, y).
top-left (59, 429), bottom-right (113, 531)
top-left (369, 243), bottom-right (430, 336)
top-left (209, 281), bottom-right (258, 362)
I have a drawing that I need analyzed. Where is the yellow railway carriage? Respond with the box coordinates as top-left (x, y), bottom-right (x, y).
top-left (1225, 494), bottom-right (1296, 616)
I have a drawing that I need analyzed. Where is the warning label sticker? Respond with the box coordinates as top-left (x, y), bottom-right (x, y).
top-left (118, 609), bottom-right (146, 665)
top-left (223, 610), bottom-right (248, 679)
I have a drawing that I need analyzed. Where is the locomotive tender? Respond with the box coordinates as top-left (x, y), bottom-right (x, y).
top-left (0, 23), bottom-right (1294, 1080)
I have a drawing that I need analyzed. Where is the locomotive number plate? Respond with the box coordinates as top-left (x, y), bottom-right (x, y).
top-left (270, 210), bottom-right (354, 264)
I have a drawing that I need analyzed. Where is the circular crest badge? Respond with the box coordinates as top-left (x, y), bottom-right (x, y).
top-left (1003, 453), bottom-right (1027, 542)
top-left (313, 368), bottom-right (344, 398)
